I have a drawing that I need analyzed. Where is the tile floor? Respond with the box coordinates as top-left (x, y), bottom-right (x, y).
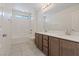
top-left (10, 38), bottom-right (45, 56)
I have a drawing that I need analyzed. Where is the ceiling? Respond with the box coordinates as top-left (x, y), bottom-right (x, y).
top-left (0, 3), bottom-right (79, 13)
top-left (0, 3), bottom-right (39, 12)
top-left (43, 3), bottom-right (79, 14)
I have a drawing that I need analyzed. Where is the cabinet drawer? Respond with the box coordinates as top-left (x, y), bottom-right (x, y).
top-left (43, 35), bottom-right (48, 41)
top-left (43, 39), bottom-right (48, 47)
top-left (38, 34), bottom-right (43, 50)
top-left (43, 47), bottom-right (48, 55)
top-left (35, 33), bottom-right (39, 37)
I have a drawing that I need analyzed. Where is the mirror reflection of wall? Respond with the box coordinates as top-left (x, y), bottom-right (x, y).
top-left (43, 15), bottom-right (47, 32)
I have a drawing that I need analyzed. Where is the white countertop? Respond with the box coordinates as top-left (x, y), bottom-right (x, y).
top-left (36, 31), bottom-right (79, 42)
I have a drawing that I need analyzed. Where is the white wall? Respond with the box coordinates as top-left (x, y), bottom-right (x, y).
top-left (71, 6), bottom-right (79, 32)
top-left (37, 5), bottom-right (79, 33)
top-left (30, 10), bottom-right (38, 38)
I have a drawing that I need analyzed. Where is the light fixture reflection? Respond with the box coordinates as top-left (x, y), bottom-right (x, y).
top-left (41, 3), bottom-right (54, 12)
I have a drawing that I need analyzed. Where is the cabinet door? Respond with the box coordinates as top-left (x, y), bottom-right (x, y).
top-left (49, 36), bottom-right (60, 56)
top-left (60, 40), bottom-right (75, 56)
top-left (74, 42), bottom-right (79, 56)
top-left (35, 33), bottom-right (39, 47)
top-left (38, 34), bottom-right (43, 50)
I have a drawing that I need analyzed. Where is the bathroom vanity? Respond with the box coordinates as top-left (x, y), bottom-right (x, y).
top-left (35, 31), bottom-right (79, 56)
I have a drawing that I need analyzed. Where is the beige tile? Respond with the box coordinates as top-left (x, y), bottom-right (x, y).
top-left (10, 38), bottom-right (45, 56)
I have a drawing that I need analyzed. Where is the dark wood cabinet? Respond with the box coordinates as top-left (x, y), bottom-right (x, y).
top-left (43, 35), bottom-right (48, 41)
top-left (35, 33), bottom-right (39, 47)
top-left (42, 35), bottom-right (49, 55)
top-left (49, 36), bottom-right (60, 56)
top-left (43, 39), bottom-right (48, 47)
top-left (35, 32), bottom-right (79, 56)
top-left (35, 33), bottom-right (43, 51)
top-left (43, 46), bottom-right (48, 55)
top-left (38, 34), bottom-right (43, 50)
top-left (60, 39), bottom-right (75, 56)
top-left (74, 42), bottom-right (79, 56)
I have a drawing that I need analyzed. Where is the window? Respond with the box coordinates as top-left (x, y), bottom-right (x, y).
top-left (15, 15), bottom-right (31, 20)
